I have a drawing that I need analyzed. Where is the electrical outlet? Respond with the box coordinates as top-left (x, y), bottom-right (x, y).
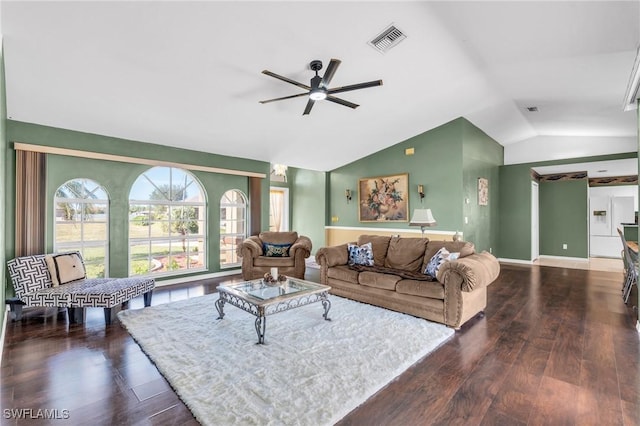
top-left (331, 216), bottom-right (339, 223)
top-left (464, 217), bottom-right (468, 224)
top-left (562, 244), bottom-right (568, 250)
top-left (489, 247), bottom-right (492, 254)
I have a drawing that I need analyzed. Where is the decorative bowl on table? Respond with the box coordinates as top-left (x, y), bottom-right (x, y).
top-left (263, 272), bottom-right (287, 285)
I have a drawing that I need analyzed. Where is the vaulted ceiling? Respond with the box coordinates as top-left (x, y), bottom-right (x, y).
top-left (1, 1), bottom-right (638, 171)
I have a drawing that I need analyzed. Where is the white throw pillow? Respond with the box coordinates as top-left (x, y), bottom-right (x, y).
top-left (45, 252), bottom-right (86, 286)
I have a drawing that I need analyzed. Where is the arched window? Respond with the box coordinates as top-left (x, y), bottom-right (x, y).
top-left (129, 167), bottom-right (206, 276)
top-left (220, 190), bottom-right (247, 267)
top-left (54, 178), bottom-right (109, 278)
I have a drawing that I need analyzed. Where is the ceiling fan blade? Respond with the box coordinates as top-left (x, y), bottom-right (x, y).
top-left (321, 59), bottom-right (341, 88)
top-left (327, 79), bottom-right (383, 95)
top-left (262, 70), bottom-right (311, 90)
top-left (303, 99), bottom-right (315, 115)
top-left (326, 96), bottom-right (359, 109)
top-left (259, 92), bottom-right (309, 104)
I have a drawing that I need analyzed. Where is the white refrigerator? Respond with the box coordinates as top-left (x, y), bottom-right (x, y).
top-left (590, 196), bottom-right (635, 257)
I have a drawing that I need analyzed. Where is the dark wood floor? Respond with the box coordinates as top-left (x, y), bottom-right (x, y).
top-left (2, 264), bottom-right (639, 425)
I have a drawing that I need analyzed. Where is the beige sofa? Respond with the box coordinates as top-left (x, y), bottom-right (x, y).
top-left (315, 235), bottom-right (500, 328)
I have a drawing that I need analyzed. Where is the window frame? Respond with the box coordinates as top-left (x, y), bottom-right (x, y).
top-left (53, 178), bottom-right (110, 278)
top-left (220, 189), bottom-right (248, 268)
top-left (128, 167), bottom-right (207, 278)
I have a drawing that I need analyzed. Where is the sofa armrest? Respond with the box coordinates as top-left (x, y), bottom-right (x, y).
top-left (290, 236), bottom-right (312, 259)
top-left (315, 244), bottom-right (351, 285)
top-left (437, 251), bottom-right (500, 292)
top-left (316, 244), bottom-right (350, 268)
top-left (237, 236), bottom-right (263, 259)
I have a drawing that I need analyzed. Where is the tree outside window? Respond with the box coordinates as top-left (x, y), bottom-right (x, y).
top-left (54, 178), bottom-right (109, 278)
top-left (129, 167), bottom-right (206, 276)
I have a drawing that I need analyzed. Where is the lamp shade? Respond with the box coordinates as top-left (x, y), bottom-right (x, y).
top-left (409, 209), bottom-right (437, 227)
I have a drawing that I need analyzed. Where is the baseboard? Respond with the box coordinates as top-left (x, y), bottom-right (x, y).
top-left (0, 307), bottom-right (8, 364)
top-left (498, 258), bottom-right (533, 265)
top-left (538, 255), bottom-right (589, 262)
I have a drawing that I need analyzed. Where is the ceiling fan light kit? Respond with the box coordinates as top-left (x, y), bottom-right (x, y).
top-left (260, 59), bottom-right (383, 115)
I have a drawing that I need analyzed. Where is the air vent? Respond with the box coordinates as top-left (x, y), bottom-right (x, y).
top-left (526, 106), bottom-right (539, 112)
top-left (369, 24), bottom-right (406, 53)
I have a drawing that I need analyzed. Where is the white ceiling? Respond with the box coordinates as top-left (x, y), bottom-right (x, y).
top-left (1, 1), bottom-right (638, 172)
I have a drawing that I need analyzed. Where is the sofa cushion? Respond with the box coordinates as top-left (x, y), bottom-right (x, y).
top-left (396, 279), bottom-right (445, 299)
top-left (45, 252), bottom-right (86, 286)
top-left (358, 271), bottom-right (401, 291)
top-left (327, 265), bottom-right (360, 283)
top-left (384, 237), bottom-right (428, 272)
top-left (254, 256), bottom-right (295, 267)
top-left (357, 235), bottom-right (391, 266)
top-left (259, 231), bottom-right (299, 245)
top-left (262, 242), bottom-right (292, 257)
top-left (347, 242), bottom-right (374, 266)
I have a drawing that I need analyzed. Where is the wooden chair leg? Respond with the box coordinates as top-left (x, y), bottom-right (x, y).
top-left (67, 307), bottom-right (85, 324)
top-left (143, 291), bottom-right (153, 307)
top-left (5, 297), bottom-right (25, 321)
top-left (104, 307), bottom-right (115, 325)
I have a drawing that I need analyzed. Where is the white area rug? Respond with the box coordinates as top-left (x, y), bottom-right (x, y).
top-left (118, 294), bottom-right (454, 425)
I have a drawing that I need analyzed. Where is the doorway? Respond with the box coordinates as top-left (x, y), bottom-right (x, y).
top-left (531, 181), bottom-right (539, 262)
top-left (269, 187), bottom-right (290, 232)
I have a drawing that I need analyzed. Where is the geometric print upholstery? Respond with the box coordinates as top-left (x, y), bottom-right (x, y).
top-left (19, 277), bottom-right (156, 308)
top-left (8, 255), bottom-right (155, 309)
top-left (70, 277), bottom-right (155, 308)
top-left (7, 255), bottom-right (53, 299)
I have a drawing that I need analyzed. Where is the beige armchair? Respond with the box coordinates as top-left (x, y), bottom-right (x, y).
top-left (236, 231), bottom-right (312, 280)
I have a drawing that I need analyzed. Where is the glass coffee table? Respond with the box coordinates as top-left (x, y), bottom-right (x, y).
top-left (215, 278), bottom-right (331, 344)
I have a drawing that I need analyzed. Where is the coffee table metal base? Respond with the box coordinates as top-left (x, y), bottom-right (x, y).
top-left (215, 290), bottom-right (331, 344)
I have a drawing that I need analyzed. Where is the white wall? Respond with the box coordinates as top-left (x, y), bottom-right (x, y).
top-left (504, 135), bottom-right (637, 165)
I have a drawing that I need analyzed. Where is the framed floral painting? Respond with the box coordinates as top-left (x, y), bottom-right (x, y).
top-left (358, 173), bottom-right (408, 222)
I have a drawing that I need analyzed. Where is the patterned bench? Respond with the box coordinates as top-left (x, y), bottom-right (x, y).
top-left (7, 254), bottom-right (155, 325)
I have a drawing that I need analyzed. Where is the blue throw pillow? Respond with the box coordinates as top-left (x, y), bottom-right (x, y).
top-left (424, 247), bottom-right (450, 277)
top-left (263, 242), bottom-right (292, 257)
top-left (348, 242), bottom-right (374, 266)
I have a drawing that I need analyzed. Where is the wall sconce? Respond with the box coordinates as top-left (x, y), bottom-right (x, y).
top-left (345, 189), bottom-right (352, 203)
top-left (417, 184), bottom-right (425, 202)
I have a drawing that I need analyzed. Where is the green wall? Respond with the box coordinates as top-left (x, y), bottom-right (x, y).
top-left (289, 167), bottom-right (327, 254)
top-left (329, 119), bottom-right (465, 232)
top-left (326, 118), bottom-right (502, 253)
top-left (0, 44), bottom-right (6, 321)
top-left (498, 164), bottom-right (533, 260)
top-left (539, 179), bottom-right (588, 257)
top-left (498, 152), bottom-right (637, 260)
top-left (5, 120), bottom-right (271, 282)
top-left (461, 119), bottom-right (503, 252)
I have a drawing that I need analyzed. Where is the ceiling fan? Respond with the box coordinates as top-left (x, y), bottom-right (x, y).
top-left (259, 59), bottom-right (383, 115)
